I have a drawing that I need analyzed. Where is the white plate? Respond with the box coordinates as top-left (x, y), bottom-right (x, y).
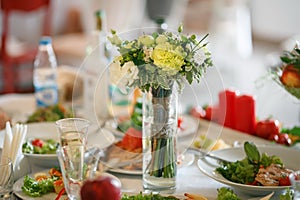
top-left (108, 152), bottom-right (195, 175)
top-left (197, 145), bottom-right (300, 195)
top-left (104, 114), bottom-right (199, 138)
top-left (0, 122), bottom-right (115, 168)
top-left (13, 171), bottom-right (121, 200)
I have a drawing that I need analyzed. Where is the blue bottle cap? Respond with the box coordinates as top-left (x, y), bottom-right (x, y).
top-left (39, 36), bottom-right (52, 45)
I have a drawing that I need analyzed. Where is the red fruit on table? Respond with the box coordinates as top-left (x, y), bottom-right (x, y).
top-left (267, 133), bottom-right (279, 142)
top-left (255, 119), bottom-right (280, 139)
top-left (277, 133), bottom-right (292, 146)
top-left (80, 175), bottom-right (121, 200)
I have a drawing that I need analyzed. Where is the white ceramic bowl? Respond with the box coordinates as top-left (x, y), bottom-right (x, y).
top-left (197, 145), bottom-right (300, 195)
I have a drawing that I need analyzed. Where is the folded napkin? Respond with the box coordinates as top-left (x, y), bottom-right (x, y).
top-left (0, 122), bottom-right (27, 183)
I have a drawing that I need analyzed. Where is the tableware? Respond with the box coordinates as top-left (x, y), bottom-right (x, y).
top-left (197, 145), bottom-right (300, 196)
top-left (289, 170), bottom-right (300, 199)
top-left (57, 145), bottom-right (85, 200)
top-left (104, 114), bottom-right (198, 138)
top-left (187, 147), bottom-right (231, 164)
top-left (55, 118), bottom-right (91, 147)
top-left (0, 155), bottom-right (14, 199)
top-left (13, 170), bottom-right (120, 200)
top-left (106, 152), bottom-right (195, 175)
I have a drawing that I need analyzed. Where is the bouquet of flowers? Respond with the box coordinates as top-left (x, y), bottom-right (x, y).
top-left (108, 24), bottom-right (212, 94)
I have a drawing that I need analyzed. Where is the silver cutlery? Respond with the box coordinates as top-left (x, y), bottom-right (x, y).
top-left (187, 147), bottom-right (232, 164)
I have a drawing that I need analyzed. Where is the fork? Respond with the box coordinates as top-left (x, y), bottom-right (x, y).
top-left (187, 147), bottom-right (232, 164)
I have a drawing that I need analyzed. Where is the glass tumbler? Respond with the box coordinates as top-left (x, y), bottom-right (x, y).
top-left (56, 118), bottom-right (91, 147)
top-left (0, 156), bottom-right (14, 200)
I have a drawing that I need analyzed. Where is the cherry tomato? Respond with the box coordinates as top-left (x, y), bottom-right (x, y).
top-left (277, 133), bottom-right (292, 146)
top-left (279, 175), bottom-right (291, 186)
top-left (31, 139), bottom-right (44, 148)
top-left (255, 119), bottom-right (280, 139)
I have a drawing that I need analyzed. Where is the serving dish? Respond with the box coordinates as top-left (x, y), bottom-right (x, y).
top-left (197, 145), bottom-right (300, 195)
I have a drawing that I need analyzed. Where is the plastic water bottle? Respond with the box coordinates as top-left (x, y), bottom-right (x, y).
top-left (33, 36), bottom-right (58, 107)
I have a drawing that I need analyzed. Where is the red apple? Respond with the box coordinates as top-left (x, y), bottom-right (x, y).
top-left (80, 175), bottom-right (121, 200)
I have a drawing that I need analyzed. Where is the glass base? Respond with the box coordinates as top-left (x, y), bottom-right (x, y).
top-left (143, 175), bottom-right (176, 194)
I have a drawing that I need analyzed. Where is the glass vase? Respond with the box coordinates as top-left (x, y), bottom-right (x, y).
top-left (142, 82), bottom-right (178, 193)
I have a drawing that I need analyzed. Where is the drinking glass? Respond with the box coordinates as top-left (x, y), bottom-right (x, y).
top-left (57, 145), bottom-right (85, 200)
top-left (0, 155), bottom-right (14, 200)
top-left (56, 118), bottom-right (91, 147)
top-left (290, 170), bottom-right (300, 200)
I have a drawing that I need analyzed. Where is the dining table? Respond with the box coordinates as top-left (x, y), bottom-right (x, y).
top-left (0, 93), bottom-right (299, 200)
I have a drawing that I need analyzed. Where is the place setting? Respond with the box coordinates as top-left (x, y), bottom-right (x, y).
top-left (10, 117), bottom-right (119, 200)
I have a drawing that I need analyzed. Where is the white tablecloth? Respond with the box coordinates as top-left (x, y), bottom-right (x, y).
top-left (0, 93), bottom-right (296, 200)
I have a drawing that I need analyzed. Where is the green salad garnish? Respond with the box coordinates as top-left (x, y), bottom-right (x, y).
top-left (216, 141), bottom-right (283, 185)
top-left (21, 174), bottom-right (59, 197)
top-left (22, 139), bottom-right (59, 154)
top-left (217, 187), bottom-right (241, 200)
top-left (121, 192), bottom-right (179, 200)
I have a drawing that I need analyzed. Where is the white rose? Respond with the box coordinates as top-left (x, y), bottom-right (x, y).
top-left (121, 61), bottom-right (139, 85)
top-left (110, 61), bottom-right (139, 93)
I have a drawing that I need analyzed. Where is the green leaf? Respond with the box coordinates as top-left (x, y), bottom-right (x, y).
top-left (186, 71), bottom-right (193, 84)
top-left (244, 142), bottom-right (260, 164)
top-left (281, 126), bottom-right (300, 136)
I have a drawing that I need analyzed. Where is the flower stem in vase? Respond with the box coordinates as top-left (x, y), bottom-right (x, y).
top-left (143, 84), bottom-right (178, 192)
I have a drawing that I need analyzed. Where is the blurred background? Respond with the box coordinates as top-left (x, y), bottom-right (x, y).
top-left (1, 0), bottom-right (300, 127)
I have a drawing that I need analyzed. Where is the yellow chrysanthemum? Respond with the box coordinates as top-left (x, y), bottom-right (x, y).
top-left (152, 43), bottom-right (185, 75)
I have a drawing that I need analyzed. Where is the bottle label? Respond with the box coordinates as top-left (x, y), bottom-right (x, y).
top-left (35, 85), bottom-right (58, 107)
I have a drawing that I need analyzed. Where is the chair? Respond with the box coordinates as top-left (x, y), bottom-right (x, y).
top-left (0, 0), bottom-right (52, 94)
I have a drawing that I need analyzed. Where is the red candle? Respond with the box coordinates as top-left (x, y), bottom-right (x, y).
top-left (234, 94), bottom-right (256, 134)
top-left (218, 89), bottom-right (237, 128)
